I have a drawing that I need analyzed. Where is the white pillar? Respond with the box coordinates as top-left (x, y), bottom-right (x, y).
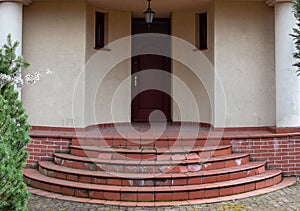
top-left (0, 0), bottom-right (31, 98)
top-left (271, 1), bottom-right (300, 127)
top-left (0, 1), bottom-right (23, 55)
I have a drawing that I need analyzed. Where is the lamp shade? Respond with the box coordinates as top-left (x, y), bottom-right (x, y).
top-left (144, 0), bottom-right (154, 24)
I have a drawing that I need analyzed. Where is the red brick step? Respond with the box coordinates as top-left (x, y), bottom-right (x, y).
top-left (53, 152), bottom-right (250, 173)
top-left (23, 168), bottom-right (282, 202)
top-left (70, 145), bottom-right (232, 160)
top-left (38, 160), bottom-right (266, 186)
top-left (71, 137), bottom-right (228, 148)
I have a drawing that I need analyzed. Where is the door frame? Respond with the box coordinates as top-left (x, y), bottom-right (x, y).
top-left (131, 18), bottom-right (172, 122)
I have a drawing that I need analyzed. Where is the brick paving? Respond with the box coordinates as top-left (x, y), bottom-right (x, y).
top-left (28, 178), bottom-right (300, 211)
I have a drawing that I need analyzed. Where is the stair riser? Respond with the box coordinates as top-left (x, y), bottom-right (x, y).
top-left (24, 174), bottom-right (282, 202)
top-left (38, 165), bottom-right (265, 186)
top-left (72, 138), bottom-right (228, 148)
top-left (70, 147), bottom-right (232, 160)
top-left (53, 156), bottom-right (250, 173)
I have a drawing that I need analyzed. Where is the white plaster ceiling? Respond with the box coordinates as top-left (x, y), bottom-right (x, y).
top-left (88, 0), bottom-right (212, 17)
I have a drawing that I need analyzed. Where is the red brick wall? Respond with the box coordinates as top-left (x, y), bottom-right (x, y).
top-left (231, 137), bottom-right (300, 176)
top-left (25, 126), bottom-right (300, 176)
top-left (25, 137), bottom-right (72, 167)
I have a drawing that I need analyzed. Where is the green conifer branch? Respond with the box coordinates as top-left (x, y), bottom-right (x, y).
top-left (0, 35), bottom-right (31, 211)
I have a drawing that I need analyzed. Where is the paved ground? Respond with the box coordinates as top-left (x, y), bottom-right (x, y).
top-left (28, 179), bottom-right (300, 211)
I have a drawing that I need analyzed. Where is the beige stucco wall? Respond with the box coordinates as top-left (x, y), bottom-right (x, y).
top-left (171, 3), bottom-right (215, 124)
top-left (23, 1), bottom-right (131, 127)
top-left (22, 0), bottom-right (276, 128)
top-left (85, 4), bottom-right (132, 126)
top-left (22, 0), bottom-right (86, 127)
top-left (214, 0), bottom-right (275, 127)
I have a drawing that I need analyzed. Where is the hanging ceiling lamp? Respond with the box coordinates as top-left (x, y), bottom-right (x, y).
top-left (144, 0), bottom-right (155, 24)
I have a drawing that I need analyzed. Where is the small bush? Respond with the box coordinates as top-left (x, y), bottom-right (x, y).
top-left (0, 35), bottom-right (31, 211)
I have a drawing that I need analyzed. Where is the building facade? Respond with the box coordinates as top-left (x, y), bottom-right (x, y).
top-left (2, 0), bottom-right (300, 203)
top-left (0, 0), bottom-right (298, 130)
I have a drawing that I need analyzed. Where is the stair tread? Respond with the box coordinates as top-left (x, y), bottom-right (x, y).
top-left (54, 152), bottom-right (249, 165)
top-left (24, 168), bottom-right (282, 192)
top-left (39, 160), bottom-right (266, 179)
top-left (70, 145), bottom-right (232, 154)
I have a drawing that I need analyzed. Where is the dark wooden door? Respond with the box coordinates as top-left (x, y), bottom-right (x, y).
top-left (131, 19), bottom-right (171, 122)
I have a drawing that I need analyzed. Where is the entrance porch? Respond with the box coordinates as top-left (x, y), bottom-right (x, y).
top-left (0, 0), bottom-right (299, 205)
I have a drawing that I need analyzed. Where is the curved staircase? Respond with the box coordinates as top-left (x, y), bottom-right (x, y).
top-left (24, 133), bottom-right (282, 202)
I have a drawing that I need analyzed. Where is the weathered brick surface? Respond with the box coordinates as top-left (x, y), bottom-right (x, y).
top-left (231, 137), bottom-right (300, 176)
top-left (27, 179), bottom-right (300, 211)
top-left (26, 137), bottom-right (72, 167)
top-left (25, 126), bottom-right (300, 176)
